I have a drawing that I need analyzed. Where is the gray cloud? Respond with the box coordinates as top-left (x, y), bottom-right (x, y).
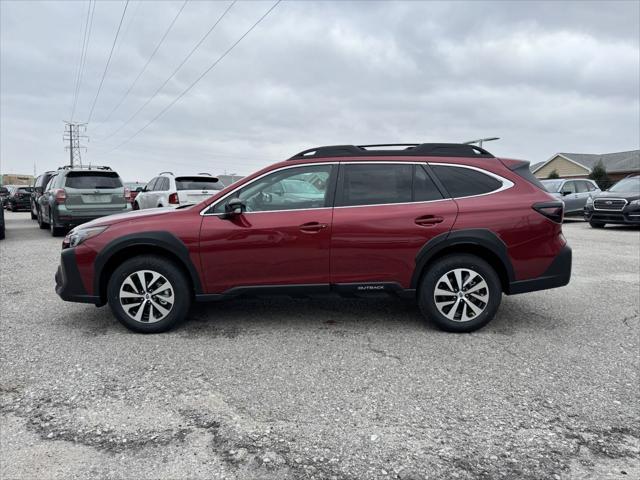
top-left (1, 0), bottom-right (638, 181)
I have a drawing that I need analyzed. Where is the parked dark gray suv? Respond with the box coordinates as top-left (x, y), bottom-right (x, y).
top-left (38, 166), bottom-right (131, 236)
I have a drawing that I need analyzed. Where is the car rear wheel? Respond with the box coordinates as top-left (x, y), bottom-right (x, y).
top-left (37, 207), bottom-right (48, 229)
top-left (49, 212), bottom-right (64, 236)
top-left (30, 203), bottom-right (37, 220)
top-left (418, 254), bottom-right (501, 333)
top-left (107, 255), bottom-right (191, 333)
top-left (589, 220), bottom-right (605, 228)
top-left (133, 201), bottom-right (140, 210)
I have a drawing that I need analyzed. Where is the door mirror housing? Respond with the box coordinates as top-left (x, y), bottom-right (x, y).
top-left (35, 186), bottom-right (43, 194)
top-left (561, 190), bottom-right (572, 196)
top-left (136, 187), bottom-right (144, 192)
top-left (224, 198), bottom-right (246, 217)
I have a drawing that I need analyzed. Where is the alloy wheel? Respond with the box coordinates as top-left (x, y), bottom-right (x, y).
top-left (433, 268), bottom-right (489, 322)
top-left (119, 270), bottom-right (175, 324)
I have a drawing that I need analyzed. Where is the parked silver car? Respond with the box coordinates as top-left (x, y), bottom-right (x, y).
top-left (541, 178), bottom-right (600, 216)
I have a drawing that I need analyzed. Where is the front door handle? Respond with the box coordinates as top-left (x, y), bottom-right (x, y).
top-left (299, 221), bottom-right (328, 233)
top-left (415, 215), bottom-right (444, 226)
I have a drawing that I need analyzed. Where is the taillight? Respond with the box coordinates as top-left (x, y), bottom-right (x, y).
top-left (124, 187), bottom-right (131, 201)
top-left (168, 193), bottom-right (179, 204)
top-left (54, 189), bottom-right (67, 204)
top-left (533, 201), bottom-right (563, 223)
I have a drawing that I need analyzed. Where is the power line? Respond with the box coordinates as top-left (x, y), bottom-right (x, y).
top-left (70, 0), bottom-right (95, 121)
top-left (86, 0), bottom-right (130, 123)
top-left (95, 0), bottom-right (189, 128)
top-left (102, 0), bottom-right (281, 155)
top-left (98, 0), bottom-right (236, 142)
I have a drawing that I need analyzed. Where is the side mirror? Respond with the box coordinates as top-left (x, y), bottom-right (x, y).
top-left (35, 187), bottom-right (43, 194)
top-left (224, 198), bottom-right (246, 217)
top-left (561, 190), bottom-right (572, 196)
top-left (136, 187), bottom-right (143, 192)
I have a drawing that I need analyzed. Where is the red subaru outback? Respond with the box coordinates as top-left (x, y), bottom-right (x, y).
top-left (55, 143), bottom-right (571, 333)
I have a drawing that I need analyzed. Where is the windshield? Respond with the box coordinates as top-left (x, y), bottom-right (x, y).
top-left (608, 177), bottom-right (640, 194)
top-left (175, 177), bottom-right (223, 191)
top-left (65, 171), bottom-right (123, 189)
top-left (541, 180), bottom-right (563, 193)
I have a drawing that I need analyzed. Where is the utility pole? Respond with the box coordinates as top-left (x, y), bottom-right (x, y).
top-left (63, 122), bottom-right (88, 167)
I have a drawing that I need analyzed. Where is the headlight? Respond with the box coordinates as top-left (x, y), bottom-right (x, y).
top-left (63, 226), bottom-right (108, 248)
top-left (586, 196), bottom-right (594, 206)
top-left (630, 199), bottom-right (640, 206)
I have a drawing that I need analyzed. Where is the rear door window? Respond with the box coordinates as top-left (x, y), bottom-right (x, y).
top-left (176, 177), bottom-right (223, 191)
top-left (337, 164), bottom-right (412, 206)
top-left (414, 165), bottom-right (444, 201)
top-left (430, 165), bottom-right (502, 198)
top-left (65, 171), bottom-right (122, 189)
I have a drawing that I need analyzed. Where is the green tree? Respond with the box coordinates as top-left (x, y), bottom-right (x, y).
top-left (547, 169), bottom-right (560, 179)
top-left (588, 160), bottom-right (610, 190)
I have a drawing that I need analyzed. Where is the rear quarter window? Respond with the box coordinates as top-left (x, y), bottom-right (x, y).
top-left (65, 171), bottom-right (123, 189)
top-left (430, 165), bottom-right (502, 198)
top-left (176, 177), bottom-right (223, 191)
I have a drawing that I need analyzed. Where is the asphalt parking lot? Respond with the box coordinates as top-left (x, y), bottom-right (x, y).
top-left (0, 211), bottom-right (638, 480)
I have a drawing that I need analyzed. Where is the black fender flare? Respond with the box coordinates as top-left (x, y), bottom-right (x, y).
top-left (93, 231), bottom-right (203, 298)
top-left (410, 228), bottom-right (515, 289)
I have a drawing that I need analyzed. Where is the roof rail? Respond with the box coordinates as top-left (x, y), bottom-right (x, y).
top-left (197, 172), bottom-right (212, 176)
top-left (158, 171), bottom-right (174, 176)
top-left (57, 165), bottom-right (113, 171)
top-left (288, 143), bottom-right (495, 160)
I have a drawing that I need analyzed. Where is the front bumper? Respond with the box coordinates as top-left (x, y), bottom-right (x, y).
top-left (584, 205), bottom-right (640, 225)
top-left (507, 244), bottom-right (572, 295)
top-left (55, 249), bottom-right (101, 305)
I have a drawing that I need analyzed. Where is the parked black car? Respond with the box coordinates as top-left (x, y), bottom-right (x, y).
top-left (30, 171), bottom-right (55, 220)
top-left (1, 185), bottom-right (14, 207)
top-left (5, 186), bottom-right (34, 211)
top-left (584, 175), bottom-right (640, 228)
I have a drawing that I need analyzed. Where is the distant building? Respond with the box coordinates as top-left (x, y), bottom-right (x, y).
top-left (532, 150), bottom-right (639, 181)
top-left (0, 173), bottom-right (34, 186)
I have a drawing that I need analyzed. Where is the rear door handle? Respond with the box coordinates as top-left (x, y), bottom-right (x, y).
top-left (299, 221), bottom-right (328, 233)
top-left (415, 215), bottom-right (444, 226)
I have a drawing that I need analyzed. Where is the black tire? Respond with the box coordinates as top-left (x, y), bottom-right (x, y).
top-left (589, 220), bottom-right (605, 228)
top-left (49, 212), bottom-right (64, 237)
top-left (133, 202), bottom-right (140, 210)
top-left (37, 207), bottom-right (48, 229)
top-left (107, 255), bottom-right (191, 333)
top-left (30, 202), bottom-right (37, 220)
top-left (418, 254), bottom-right (502, 333)
top-left (0, 225), bottom-right (4, 240)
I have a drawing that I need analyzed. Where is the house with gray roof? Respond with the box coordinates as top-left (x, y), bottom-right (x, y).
top-left (532, 150), bottom-right (639, 181)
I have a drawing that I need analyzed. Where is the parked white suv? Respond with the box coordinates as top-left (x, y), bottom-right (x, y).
top-left (134, 172), bottom-right (224, 210)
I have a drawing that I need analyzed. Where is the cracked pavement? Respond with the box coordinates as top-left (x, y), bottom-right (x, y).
top-left (1, 212), bottom-right (639, 479)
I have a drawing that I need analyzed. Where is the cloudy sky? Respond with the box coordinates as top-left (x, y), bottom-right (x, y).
top-left (1, 0), bottom-right (638, 181)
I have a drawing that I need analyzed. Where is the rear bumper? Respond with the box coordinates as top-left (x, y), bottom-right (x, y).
top-left (53, 209), bottom-right (129, 228)
top-left (507, 244), bottom-right (572, 295)
top-left (55, 249), bottom-right (101, 305)
top-left (584, 205), bottom-right (640, 225)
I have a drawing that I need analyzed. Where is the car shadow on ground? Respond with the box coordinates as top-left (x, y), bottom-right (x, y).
top-left (63, 292), bottom-right (556, 339)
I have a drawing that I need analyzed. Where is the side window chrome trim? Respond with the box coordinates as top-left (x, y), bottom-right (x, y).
top-left (200, 162), bottom-right (336, 216)
top-left (428, 162), bottom-right (514, 200)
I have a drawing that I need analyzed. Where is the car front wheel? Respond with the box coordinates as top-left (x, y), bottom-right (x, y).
top-left (418, 254), bottom-right (502, 333)
top-left (589, 220), bottom-right (606, 228)
top-left (107, 255), bottom-right (191, 333)
top-left (30, 202), bottom-right (37, 220)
